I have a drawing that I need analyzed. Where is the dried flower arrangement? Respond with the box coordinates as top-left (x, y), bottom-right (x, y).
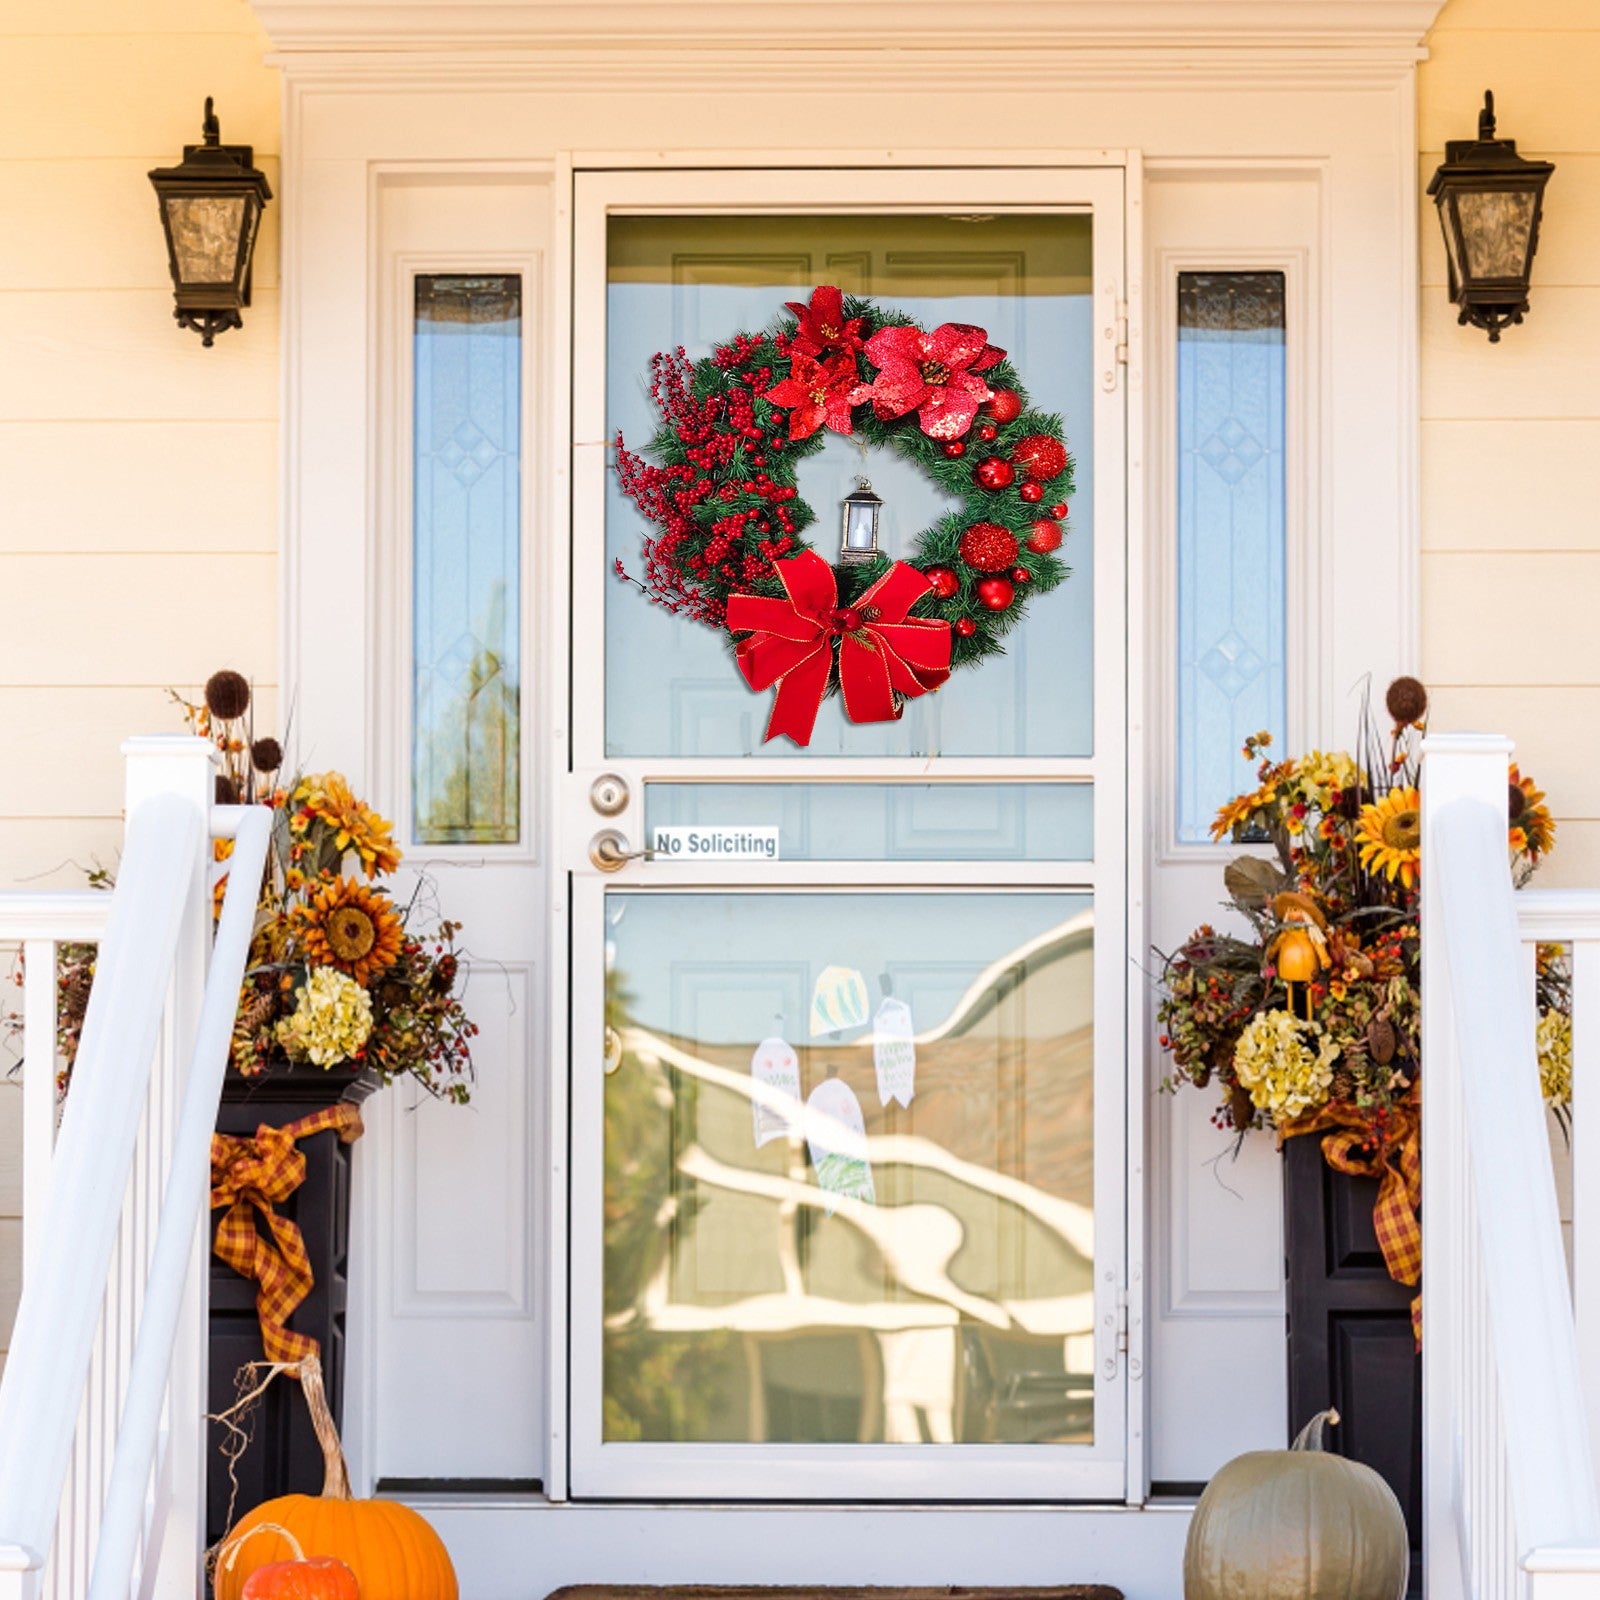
top-left (50, 671), bottom-right (474, 1103)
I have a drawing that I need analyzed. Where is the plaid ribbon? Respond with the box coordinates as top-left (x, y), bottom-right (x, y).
top-left (1282, 1087), bottom-right (1422, 1347)
top-left (210, 1103), bottom-right (365, 1365)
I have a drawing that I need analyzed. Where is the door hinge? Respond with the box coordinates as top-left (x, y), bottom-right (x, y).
top-left (1116, 1289), bottom-right (1130, 1356)
top-left (1114, 300), bottom-right (1129, 367)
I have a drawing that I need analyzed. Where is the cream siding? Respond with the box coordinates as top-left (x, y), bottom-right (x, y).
top-left (1420, 0), bottom-right (1600, 883)
top-left (0, 0), bottom-right (281, 1365)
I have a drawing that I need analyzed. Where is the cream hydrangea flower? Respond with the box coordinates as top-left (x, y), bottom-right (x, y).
top-left (1233, 1009), bottom-right (1339, 1125)
top-left (1537, 1008), bottom-right (1572, 1106)
top-left (276, 965), bottom-right (374, 1068)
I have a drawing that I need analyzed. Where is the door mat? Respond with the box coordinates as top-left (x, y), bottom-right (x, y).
top-left (550, 1587), bottom-right (1123, 1600)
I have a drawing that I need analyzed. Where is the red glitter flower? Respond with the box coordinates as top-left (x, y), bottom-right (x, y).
top-left (763, 351), bottom-right (860, 441)
top-left (851, 321), bottom-right (1005, 440)
top-left (783, 285), bottom-right (865, 359)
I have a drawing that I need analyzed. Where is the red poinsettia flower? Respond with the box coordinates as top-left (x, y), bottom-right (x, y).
top-left (783, 285), bottom-right (865, 359)
top-left (852, 322), bottom-right (1006, 440)
top-left (762, 351), bottom-right (860, 440)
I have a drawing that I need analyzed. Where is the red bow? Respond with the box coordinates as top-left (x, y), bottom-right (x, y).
top-left (726, 551), bottom-right (952, 747)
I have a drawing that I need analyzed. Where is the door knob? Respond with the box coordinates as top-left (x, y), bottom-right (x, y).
top-left (589, 829), bottom-right (654, 872)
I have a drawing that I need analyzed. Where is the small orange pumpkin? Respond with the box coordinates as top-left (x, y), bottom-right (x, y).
top-left (221, 1523), bottom-right (360, 1600)
top-left (216, 1357), bottom-right (457, 1600)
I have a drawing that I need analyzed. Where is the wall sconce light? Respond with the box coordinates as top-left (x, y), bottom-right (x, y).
top-left (1427, 90), bottom-right (1554, 342)
top-left (148, 98), bottom-right (272, 347)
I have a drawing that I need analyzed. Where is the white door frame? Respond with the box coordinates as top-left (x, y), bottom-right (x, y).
top-left (555, 160), bottom-right (1142, 1502)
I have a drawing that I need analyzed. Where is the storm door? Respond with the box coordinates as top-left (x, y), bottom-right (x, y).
top-left (564, 166), bottom-right (1131, 1500)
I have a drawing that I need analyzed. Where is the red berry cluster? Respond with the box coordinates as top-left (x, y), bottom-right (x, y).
top-left (614, 347), bottom-right (802, 624)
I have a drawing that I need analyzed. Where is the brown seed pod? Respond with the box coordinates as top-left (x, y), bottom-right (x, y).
top-left (215, 774), bottom-right (239, 806)
top-left (1367, 1018), bottom-right (1397, 1065)
top-left (204, 669), bottom-right (251, 721)
top-left (251, 737), bottom-right (284, 774)
top-left (1385, 675), bottom-right (1428, 727)
top-left (1228, 1084), bottom-right (1256, 1131)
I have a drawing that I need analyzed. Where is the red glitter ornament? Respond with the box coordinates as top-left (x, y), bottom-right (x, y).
top-left (1011, 567), bottom-right (1032, 584)
top-left (1049, 501), bottom-right (1069, 519)
top-left (959, 522), bottom-right (1020, 573)
top-left (942, 440), bottom-right (967, 458)
top-left (977, 422), bottom-right (998, 443)
top-left (976, 576), bottom-right (1015, 611)
top-left (1018, 481), bottom-right (1044, 504)
top-left (924, 565), bottom-right (960, 599)
top-left (983, 388), bottom-right (1023, 424)
top-left (955, 616), bottom-right (979, 638)
top-left (1026, 519), bottom-right (1064, 554)
top-left (974, 456), bottom-right (1015, 490)
top-left (1012, 434), bottom-right (1068, 482)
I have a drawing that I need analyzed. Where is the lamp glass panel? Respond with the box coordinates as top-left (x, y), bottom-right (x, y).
top-left (844, 500), bottom-right (878, 552)
top-left (1456, 187), bottom-right (1537, 280)
top-left (164, 194), bottom-right (246, 286)
top-left (1438, 198), bottom-right (1466, 291)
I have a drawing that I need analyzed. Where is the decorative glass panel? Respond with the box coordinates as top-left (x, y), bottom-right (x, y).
top-left (604, 214), bottom-right (1096, 759)
top-left (644, 782), bottom-right (1093, 862)
top-left (412, 274), bottom-right (521, 845)
top-left (1175, 271), bottom-right (1287, 844)
top-left (1457, 188), bottom-right (1536, 279)
top-left (165, 195), bottom-right (244, 284)
top-left (603, 890), bottom-right (1095, 1444)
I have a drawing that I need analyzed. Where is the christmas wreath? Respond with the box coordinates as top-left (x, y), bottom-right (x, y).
top-left (615, 285), bottom-right (1075, 746)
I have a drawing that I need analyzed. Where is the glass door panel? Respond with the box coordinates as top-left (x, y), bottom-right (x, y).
top-left (567, 166), bottom-right (1128, 1502)
top-left (601, 891), bottom-right (1095, 1447)
top-left (601, 212), bottom-right (1097, 761)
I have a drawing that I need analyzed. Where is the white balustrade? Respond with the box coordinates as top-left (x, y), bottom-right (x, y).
top-left (0, 737), bottom-right (272, 1600)
top-left (1422, 734), bottom-right (1600, 1600)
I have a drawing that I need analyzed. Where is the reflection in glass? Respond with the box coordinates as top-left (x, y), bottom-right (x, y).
top-left (413, 274), bottom-right (521, 845)
top-left (603, 892), bottom-right (1095, 1445)
top-left (1175, 271), bottom-right (1287, 844)
top-left (605, 214), bottom-right (1096, 759)
top-left (644, 782), bottom-right (1093, 862)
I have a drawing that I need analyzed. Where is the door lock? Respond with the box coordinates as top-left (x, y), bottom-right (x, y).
top-left (589, 829), bottom-right (655, 872)
top-left (589, 773), bottom-right (630, 816)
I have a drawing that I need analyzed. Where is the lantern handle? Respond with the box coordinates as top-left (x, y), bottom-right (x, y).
top-left (202, 96), bottom-right (220, 147)
top-left (1479, 89), bottom-right (1496, 142)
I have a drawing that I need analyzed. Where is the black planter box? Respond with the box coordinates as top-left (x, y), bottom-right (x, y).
top-left (206, 1061), bottom-right (378, 1549)
top-left (1284, 1131), bottom-right (1422, 1595)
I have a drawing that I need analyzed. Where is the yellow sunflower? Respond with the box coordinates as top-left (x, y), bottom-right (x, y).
top-left (1356, 786), bottom-right (1422, 888)
top-left (1509, 764), bottom-right (1556, 860)
top-left (291, 771), bottom-right (402, 877)
top-left (1211, 787), bottom-right (1271, 842)
top-left (291, 875), bottom-right (404, 985)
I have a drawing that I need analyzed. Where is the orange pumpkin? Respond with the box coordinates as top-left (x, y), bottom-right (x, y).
top-left (222, 1523), bottom-right (360, 1600)
top-left (216, 1357), bottom-right (457, 1600)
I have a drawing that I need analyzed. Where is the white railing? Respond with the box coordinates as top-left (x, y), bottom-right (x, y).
top-left (1422, 734), bottom-right (1600, 1600)
top-left (0, 737), bottom-right (273, 1600)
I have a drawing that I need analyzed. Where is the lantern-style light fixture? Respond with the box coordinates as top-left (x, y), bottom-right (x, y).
top-left (148, 98), bottom-right (272, 347)
top-left (1426, 90), bottom-right (1554, 342)
top-left (839, 479), bottom-right (884, 565)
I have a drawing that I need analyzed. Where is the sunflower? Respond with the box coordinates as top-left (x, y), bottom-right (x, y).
top-left (291, 771), bottom-right (402, 877)
top-left (1211, 786), bottom-right (1271, 841)
top-left (291, 875), bottom-right (404, 985)
top-left (1509, 764), bottom-right (1556, 860)
top-left (1356, 786), bottom-right (1422, 888)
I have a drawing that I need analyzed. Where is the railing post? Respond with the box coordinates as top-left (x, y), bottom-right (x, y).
top-left (121, 738), bottom-right (214, 1600)
top-left (1421, 732), bottom-right (1515, 1600)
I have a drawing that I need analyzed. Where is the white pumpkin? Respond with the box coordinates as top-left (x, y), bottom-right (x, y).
top-left (1183, 1409), bottom-right (1410, 1600)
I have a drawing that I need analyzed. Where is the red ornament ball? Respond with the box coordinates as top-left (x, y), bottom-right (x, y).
top-left (959, 522), bottom-right (1021, 573)
top-left (942, 440), bottom-right (967, 458)
top-left (984, 388), bottom-right (1023, 424)
top-left (1013, 434), bottom-right (1069, 482)
top-left (1011, 566), bottom-right (1033, 584)
top-left (974, 456), bottom-right (1015, 491)
top-left (1026, 519), bottom-right (1064, 554)
top-left (924, 564), bottom-right (960, 599)
top-left (833, 607), bottom-right (863, 634)
top-left (1049, 501), bottom-right (1069, 519)
top-left (977, 422), bottom-right (999, 443)
top-left (955, 616), bottom-right (979, 638)
top-left (976, 576), bottom-right (1016, 611)
top-left (1018, 481), bottom-right (1045, 504)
